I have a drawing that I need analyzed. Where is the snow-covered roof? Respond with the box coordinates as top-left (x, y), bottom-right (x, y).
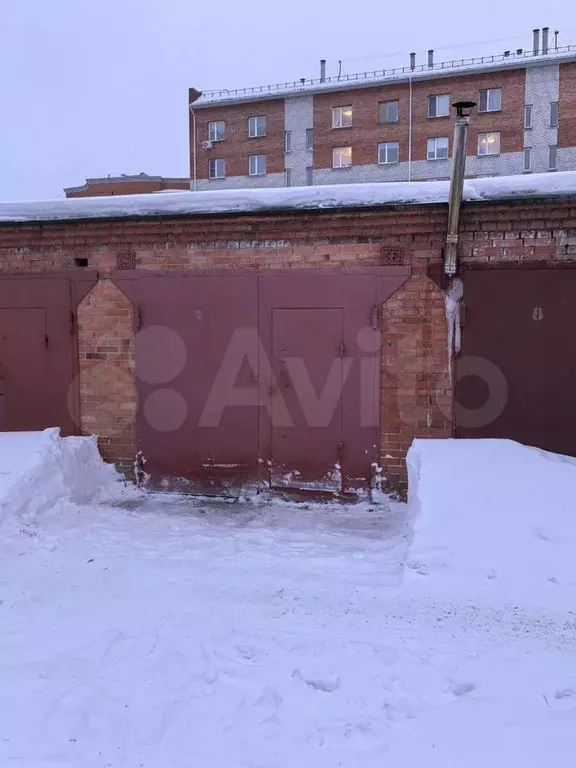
top-left (1, 172), bottom-right (576, 225)
top-left (194, 46), bottom-right (576, 107)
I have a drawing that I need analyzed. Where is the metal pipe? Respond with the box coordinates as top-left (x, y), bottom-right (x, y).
top-left (320, 59), bottom-right (326, 83)
top-left (555, 30), bottom-right (559, 50)
top-left (444, 101), bottom-right (476, 276)
top-left (428, 49), bottom-right (434, 68)
top-left (533, 28), bottom-right (540, 55)
top-left (542, 27), bottom-right (550, 54)
top-left (408, 77), bottom-right (413, 181)
top-left (410, 52), bottom-right (416, 71)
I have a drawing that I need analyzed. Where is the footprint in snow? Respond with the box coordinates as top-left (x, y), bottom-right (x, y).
top-left (447, 681), bottom-right (476, 697)
top-left (293, 669), bottom-right (340, 692)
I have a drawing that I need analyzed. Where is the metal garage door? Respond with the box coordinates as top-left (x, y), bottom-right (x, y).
top-left (456, 267), bottom-right (576, 457)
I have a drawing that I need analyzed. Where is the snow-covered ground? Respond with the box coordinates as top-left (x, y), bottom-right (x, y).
top-left (1, 431), bottom-right (575, 766)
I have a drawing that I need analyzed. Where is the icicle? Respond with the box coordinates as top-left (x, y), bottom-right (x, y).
top-left (444, 277), bottom-right (463, 384)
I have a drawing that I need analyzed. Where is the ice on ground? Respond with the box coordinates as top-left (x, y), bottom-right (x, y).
top-left (407, 437), bottom-right (576, 604)
top-left (1, 170), bottom-right (576, 222)
top-left (0, 428), bottom-right (121, 526)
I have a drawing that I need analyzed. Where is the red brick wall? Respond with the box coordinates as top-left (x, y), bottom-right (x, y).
top-left (313, 68), bottom-right (525, 169)
top-left (2, 196), bottom-right (576, 492)
top-left (558, 63), bottom-right (576, 149)
top-left (191, 99), bottom-right (285, 180)
top-left (77, 280), bottom-right (137, 476)
top-left (66, 180), bottom-right (190, 198)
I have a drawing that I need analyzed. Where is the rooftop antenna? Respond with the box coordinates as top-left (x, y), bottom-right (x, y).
top-left (338, 60), bottom-right (343, 80)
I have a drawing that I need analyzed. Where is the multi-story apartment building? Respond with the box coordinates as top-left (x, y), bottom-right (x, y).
top-left (189, 28), bottom-right (576, 190)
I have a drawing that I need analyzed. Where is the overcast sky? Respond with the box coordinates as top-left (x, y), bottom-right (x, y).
top-left (1, 0), bottom-right (574, 201)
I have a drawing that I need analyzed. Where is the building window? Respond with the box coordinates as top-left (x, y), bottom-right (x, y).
top-left (208, 121), bottom-right (225, 142)
top-left (248, 116), bottom-right (267, 138)
top-left (428, 94), bottom-right (450, 118)
top-left (379, 100), bottom-right (399, 123)
top-left (332, 106), bottom-right (353, 128)
top-left (427, 137), bottom-right (449, 160)
top-left (306, 128), bottom-right (314, 149)
top-left (524, 105), bottom-right (533, 129)
top-left (478, 132), bottom-right (501, 156)
top-left (208, 159), bottom-right (226, 179)
top-left (285, 168), bottom-right (292, 187)
top-left (479, 89), bottom-right (502, 113)
top-left (378, 142), bottom-right (399, 164)
top-left (306, 166), bottom-right (314, 185)
top-left (550, 101), bottom-right (559, 128)
top-left (549, 144), bottom-right (558, 170)
top-left (249, 154), bottom-right (267, 176)
top-left (332, 146), bottom-right (352, 167)
top-left (285, 131), bottom-right (292, 152)
top-left (523, 147), bottom-right (532, 172)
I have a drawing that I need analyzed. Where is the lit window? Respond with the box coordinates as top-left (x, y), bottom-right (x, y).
top-left (428, 94), bottom-right (450, 118)
top-left (332, 106), bottom-right (353, 128)
top-left (209, 159), bottom-right (226, 179)
top-left (285, 168), bottom-right (292, 187)
top-left (248, 116), bottom-right (267, 138)
top-left (208, 121), bottom-right (225, 142)
top-left (379, 101), bottom-right (399, 123)
top-left (524, 105), bottom-right (533, 129)
top-left (285, 131), bottom-right (292, 152)
top-left (249, 155), bottom-right (267, 175)
top-left (479, 89), bottom-right (502, 112)
top-left (523, 147), bottom-right (532, 172)
top-left (549, 144), bottom-right (558, 170)
top-left (550, 101), bottom-right (559, 127)
top-left (378, 142), bottom-right (399, 164)
top-left (478, 132), bottom-right (501, 156)
top-left (427, 137), bottom-right (449, 160)
top-left (306, 128), bottom-right (314, 149)
top-left (306, 166), bottom-right (314, 185)
top-left (332, 146), bottom-right (352, 168)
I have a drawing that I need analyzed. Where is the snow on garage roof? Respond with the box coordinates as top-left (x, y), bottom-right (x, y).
top-left (1, 172), bottom-right (576, 224)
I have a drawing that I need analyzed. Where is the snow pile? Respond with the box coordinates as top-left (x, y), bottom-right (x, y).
top-left (2, 171), bottom-right (576, 222)
top-left (407, 438), bottom-right (576, 603)
top-left (0, 428), bottom-right (121, 526)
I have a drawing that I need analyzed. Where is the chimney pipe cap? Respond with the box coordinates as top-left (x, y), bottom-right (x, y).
top-left (453, 100), bottom-right (477, 117)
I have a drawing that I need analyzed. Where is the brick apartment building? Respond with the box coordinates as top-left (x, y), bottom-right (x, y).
top-left (65, 173), bottom-right (190, 198)
top-left (189, 28), bottom-right (576, 190)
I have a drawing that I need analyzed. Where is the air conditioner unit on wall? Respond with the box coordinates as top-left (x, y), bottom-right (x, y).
top-left (202, 141), bottom-right (213, 150)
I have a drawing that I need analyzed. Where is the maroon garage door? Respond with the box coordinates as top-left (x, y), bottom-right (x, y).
top-left (456, 267), bottom-right (576, 458)
top-left (0, 275), bottom-right (95, 435)
top-left (116, 269), bottom-right (408, 496)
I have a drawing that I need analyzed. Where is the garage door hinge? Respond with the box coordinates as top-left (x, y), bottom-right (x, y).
top-left (69, 311), bottom-right (75, 334)
top-left (339, 341), bottom-right (346, 358)
top-left (134, 305), bottom-right (142, 331)
top-left (337, 441), bottom-right (345, 460)
top-left (371, 305), bottom-right (381, 330)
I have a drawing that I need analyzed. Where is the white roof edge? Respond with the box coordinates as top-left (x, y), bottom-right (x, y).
top-left (2, 172), bottom-right (576, 225)
top-left (193, 50), bottom-right (576, 108)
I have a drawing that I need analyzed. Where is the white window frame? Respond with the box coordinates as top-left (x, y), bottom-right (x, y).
top-left (378, 142), bottom-right (399, 165)
top-left (479, 89), bottom-right (502, 113)
top-left (523, 147), bottom-right (532, 172)
top-left (285, 130), bottom-right (292, 152)
top-left (332, 146), bottom-right (352, 168)
top-left (306, 128), bottom-right (314, 150)
top-left (477, 131), bottom-right (501, 156)
top-left (208, 121), bottom-right (225, 142)
top-left (306, 166), bottom-right (314, 186)
top-left (285, 168), bottom-right (292, 187)
top-left (208, 158), bottom-right (226, 180)
top-left (379, 100), bottom-right (399, 123)
top-left (427, 137), bottom-right (449, 160)
top-left (248, 116), bottom-right (266, 138)
top-left (332, 106), bottom-right (353, 129)
top-left (249, 154), bottom-right (267, 176)
top-left (428, 94), bottom-right (450, 118)
top-left (524, 105), bottom-right (533, 129)
top-left (549, 144), bottom-right (558, 171)
top-left (550, 101), bottom-right (559, 128)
